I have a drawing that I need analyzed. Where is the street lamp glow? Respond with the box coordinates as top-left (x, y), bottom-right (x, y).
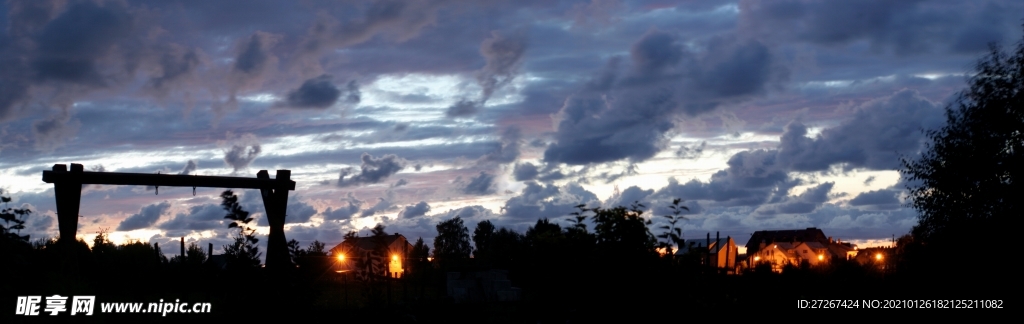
top-left (337, 254), bottom-right (345, 261)
top-left (392, 255), bottom-right (398, 261)
top-left (875, 253), bottom-right (883, 261)
top-left (818, 254), bottom-right (823, 261)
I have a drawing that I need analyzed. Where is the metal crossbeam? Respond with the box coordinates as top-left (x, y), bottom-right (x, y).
top-left (42, 170), bottom-right (295, 190)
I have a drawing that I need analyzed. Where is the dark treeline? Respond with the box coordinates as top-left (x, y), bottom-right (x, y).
top-left (0, 190), bottom-right (1009, 323)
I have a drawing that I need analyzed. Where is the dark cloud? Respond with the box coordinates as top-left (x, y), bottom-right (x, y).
top-left (360, 196), bottom-right (395, 217)
top-left (863, 176), bottom-right (876, 186)
top-left (0, 71), bottom-right (31, 122)
top-left (229, 31), bottom-right (281, 96)
top-left (398, 201), bottom-right (431, 219)
top-left (297, 0), bottom-right (449, 57)
top-left (223, 133), bottom-right (262, 172)
top-left (233, 31), bottom-right (278, 75)
top-left (158, 204), bottom-right (224, 233)
top-left (445, 99), bottom-right (480, 118)
top-left (286, 199), bottom-right (317, 224)
top-left (146, 44), bottom-right (203, 97)
top-left (544, 30), bottom-right (783, 165)
top-left (651, 149), bottom-right (790, 207)
top-left (117, 201), bottom-right (171, 231)
top-left (512, 162), bottom-right (539, 181)
top-left (478, 126), bottom-right (521, 164)
top-left (500, 181), bottom-right (599, 220)
top-left (432, 205), bottom-right (495, 222)
top-left (739, 0), bottom-right (1021, 55)
top-left (442, 30), bottom-right (527, 118)
top-left (5, 0), bottom-right (65, 38)
top-left (630, 29), bottom-right (685, 72)
top-left (776, 89), bottom-right (943, 172)
top-left (462, 172), bottom-right (496, 195)
top-left (283, 219), bottom-right (349, 246)
top-left (255, 197), bottom-right (318, 226)
top-left (848, 189), bottom-right (900, 209)
top-left (30, 1), bottom-right (134, 86)
top-left (323, 193), bottom-right (362, 221)
top-left (278, 74), bottom-right (341, 109)
top-left (26, 212), bottom-right (55, 234)
top-left (391, 179), bottom-right (409, 188)
top-left (178, 160), bottom-right (198, 175)
top-left (337, 153), bottom-right (406, 187)
top-left (478, 31), bottom-right (527, 101)
top-left (341, 80), bottom-right (362, 104)
top-left (568, 0), bottom-right (625, 29)
top-left (754, 182), bottom-right (835, 216)
top-left (675, 141), bottom-right (707, 159)
top-left (32, 110), bottom-right (80, 151)
top-left (604, 185), bottom-right (654, 209)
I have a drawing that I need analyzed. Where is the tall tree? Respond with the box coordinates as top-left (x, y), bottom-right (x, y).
top-left (411, 237), bottom-right (429, 261)
top-left (899, 29), bottom-right (1022, 284)
top-left (306, 240), bottom-right (327, 256)
top-left (900, 34), bottom-right (1022, 247)
top-left (656, 198), bottom-right (688, 256)
top-left (433, 216), bottom-right (471, 265)
top-left (184, 242), bottom-right (207, 266)
top-left (591, 202), bottom-right (657, 260)
top-left (221, 190), bottom-right (261, 270)
top-left (472, 220), bottom-right (495, 259)
top-left (0, 189), bottom-right (32, 243)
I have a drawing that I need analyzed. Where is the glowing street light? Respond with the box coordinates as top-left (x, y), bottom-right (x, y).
top-left (875, 253), bottom-right (883, 261)
top-left (818, 254), bottom-right (824, 261)
top-left (392, 255), bottom-right (398, 261)
top-left (337, 253), bottom-right (345, 261)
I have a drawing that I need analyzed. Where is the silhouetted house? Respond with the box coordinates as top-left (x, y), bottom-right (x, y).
top-left (674, 233), bottom-right (740, 272)
top-left (745, 228), bottom-right (857, 272)
top-left (330, 234), bottom-right (413, 278)
top-left (204, 243), bottom-right (228, 270)
top-left (854, 247), bottom-right (892, 270)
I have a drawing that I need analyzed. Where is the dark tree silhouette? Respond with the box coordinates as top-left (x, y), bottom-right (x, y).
top-left (220, 190), bottom-right (261, 270)
top-left (411, 237), bottom-right (430, 261)
top-left (288, 239), bottom-right (302, 256)
top-left (184, 241), bottom-right (207, 265)
top-left (306, 240), bottom-right (326, 256)
top-left (472, 220), bottom-right (495, 259)
top-left (898, 29), bottom-right (1022, 289)
top-left (591, 202), bottom-right (657, 259)
top-left (489, 228), bottom-right (524, 269)
top-left (0, 189), bottom-right (32, 243)
top-left (433, 216), bottom-right (471, 266)
top-left (899, 39), bottom-right (1023, 238)
top-left (656, 198), bottom-right (688, 256)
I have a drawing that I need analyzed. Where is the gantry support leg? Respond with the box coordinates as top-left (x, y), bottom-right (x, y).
top-left (258, 170), bottom-right (292, 271)
top-left (53, 164), bottom-right (83, 245)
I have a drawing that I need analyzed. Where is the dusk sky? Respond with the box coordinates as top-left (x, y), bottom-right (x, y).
top-left (2, 0), bottom-right (1022, 258)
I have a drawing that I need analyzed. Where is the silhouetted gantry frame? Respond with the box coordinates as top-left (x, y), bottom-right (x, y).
top-left (42, 163), bottom-right (296, 270)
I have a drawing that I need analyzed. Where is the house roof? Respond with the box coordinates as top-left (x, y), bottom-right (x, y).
top-left (802, 242), bottom-right (828, 250)
top-left (674, 237), bottom-right (737, 255)
top-left (330, 234), bottom-right (411, 255)
top-left (745, 228), bottom-right (829, 252)
top-left (205, 254), bottom-right (227, 270)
